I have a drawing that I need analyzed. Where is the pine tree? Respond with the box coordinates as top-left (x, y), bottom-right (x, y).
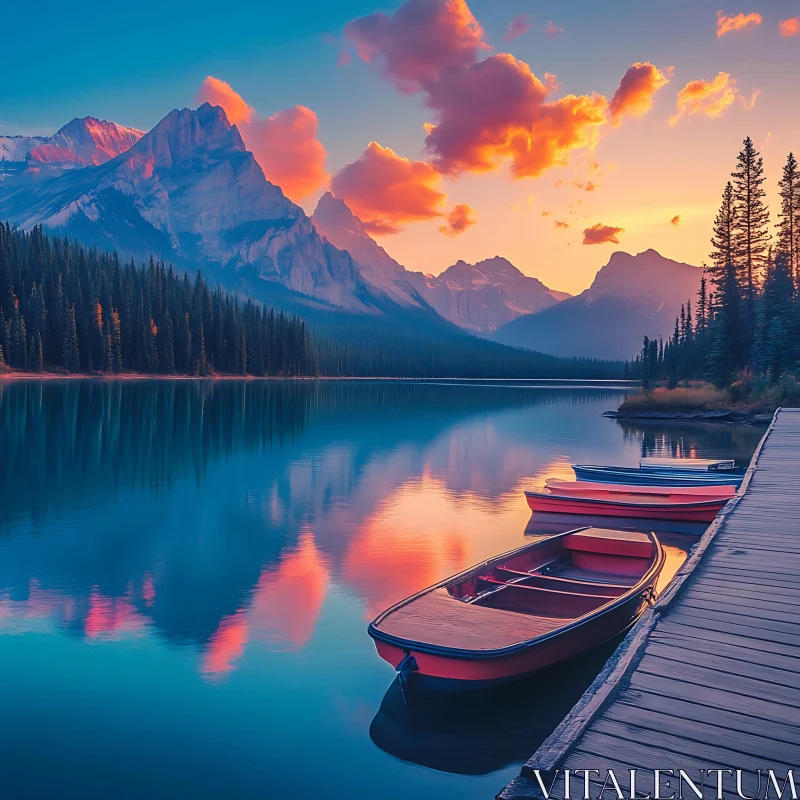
top-left (0, 343), bottom-right (6, 373)
top-left (777, 152), bottom-right (800, 287)
top-left (731, 136), bottom-right (771, 299)
top-left (62, 304), bottom-right (80, 372)
top-left (706, 261), bottom-right (742, 386)
top-left (709, 182), bottom-right (737, 290)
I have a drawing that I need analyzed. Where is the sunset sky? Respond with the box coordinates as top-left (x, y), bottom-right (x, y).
top-left (2, 0), bottom-right (798, 294)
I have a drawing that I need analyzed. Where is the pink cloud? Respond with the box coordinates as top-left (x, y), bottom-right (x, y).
top-left (716, 10), bottom-right (762, 37)
top-left (583, 223), bottom-right (624, 244)
top-left (439, 203), bottom-right (477, 236)
top-left (424, 53), bottom-right (608, 178)
top-left (337, 50), bottom-right (353, 66)
top-left (779, 17), bottom-right (800, 36)
top-left (197, 77), bottom-right (328, 201)
top-left (331, 141), bottom-right (447, 233)
top-left (344, 0), bottom-right (488, 93)
top-left (609, 62), bottom-right (671, 125)
top-left (505, 14), bottom-right (531, 41)
top-left (545, 21), bottom-right (565, 36)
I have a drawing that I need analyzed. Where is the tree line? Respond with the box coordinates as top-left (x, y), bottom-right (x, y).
top-left (0, 222), bottom-right (626, 379)
top-left (0, 224), bottom-right (316, 376)
top-left (639, 136), bottom-right (800, 394)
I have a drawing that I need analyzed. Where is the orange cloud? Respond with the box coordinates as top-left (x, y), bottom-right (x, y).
top-left (344, 0), bottom-right (488, 93)
top-left (670, 215), bottom-right (681, 226)
top-left (779, 17), bottom-right (800, 36)
top-left (439, 203), bottom-right (477, 236)
top-left (424, 54), bottom-right (609, 178)
top-left (505, 14), bottom-right (531, 40)
top-left (247, 106), bottom-right (328, 201)
top-left (541, 210), bottom-right (552, 217)
top-left (553, 220), bottom-right (570, 229)
top-left (197, 76), bottom-right (253, 125)
top-left (609, 62), bottom-right (671, 125)
top-left (669, 72), bottom-right (738, 125)
top-left (545, 20), bottom-right (565, 36)
top-left (716, 10), bottom-right (762, 37)
top-left (583, 223), bottom-right (624, 244)
top-left (197, 77), bottom-right (328, 201)
top-left (331, 141), bottom-right (447, 233)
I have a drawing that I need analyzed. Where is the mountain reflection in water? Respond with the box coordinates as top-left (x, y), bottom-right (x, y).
top-left (0, 379), bottom-right (764, 800)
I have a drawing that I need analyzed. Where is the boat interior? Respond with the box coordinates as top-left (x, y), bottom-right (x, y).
top-left (373, 529), bottom-right (659, 652)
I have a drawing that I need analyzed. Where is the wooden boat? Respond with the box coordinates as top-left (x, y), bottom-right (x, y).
top-left (572, 463), bottom-right (745, 487)
top-left (525, 487), bottom-right (728, 522)
top-left (639, 457), bottom-right (736, 472)
top-left (368, 527), bottom-right (665, 701)
top-left (544, 479), bottom-right (736, 501)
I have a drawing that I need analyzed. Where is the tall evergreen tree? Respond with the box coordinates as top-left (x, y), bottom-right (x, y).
top-left (777, 152), bottom-right (800, 287)
top-left (731, 136), bottom-right (771, 299)
top-left (709, 182), bottom-right (737, 290)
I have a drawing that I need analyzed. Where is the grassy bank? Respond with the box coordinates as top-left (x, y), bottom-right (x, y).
top-left (619, 376), bottom-right (800, 415)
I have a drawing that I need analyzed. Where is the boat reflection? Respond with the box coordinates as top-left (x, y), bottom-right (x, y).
top-left (369, 638), bottom-right (622, 776)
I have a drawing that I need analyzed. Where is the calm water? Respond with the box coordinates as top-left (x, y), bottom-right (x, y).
top-left (0, 380), bottom-right (765, 799)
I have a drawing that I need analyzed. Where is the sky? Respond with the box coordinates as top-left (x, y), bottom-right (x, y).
top-left (2, 0), bottom-right (798, 294)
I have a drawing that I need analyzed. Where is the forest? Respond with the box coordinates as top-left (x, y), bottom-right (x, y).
top-left (0, 224), bottom-right (315, 376)
top-left (0, 222), bottom-right (624, 379)
top-left (639, 136), bottom-right (800, 403)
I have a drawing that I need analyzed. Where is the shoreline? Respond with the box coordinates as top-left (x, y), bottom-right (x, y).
top-left (604, 408), bottom-right (773, 425)
top-left (0, 372), bottom-right (639, 383)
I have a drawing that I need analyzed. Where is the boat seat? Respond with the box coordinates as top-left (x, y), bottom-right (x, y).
top-left (563, 528), bottom-right (653, 559)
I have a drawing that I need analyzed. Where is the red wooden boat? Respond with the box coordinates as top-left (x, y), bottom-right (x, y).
top-left (544, 479), bottom-right (736, 501)
top-left (525, 485), bottom-right (729, 522)
top-left (368, 527), bottom-right (664, 701)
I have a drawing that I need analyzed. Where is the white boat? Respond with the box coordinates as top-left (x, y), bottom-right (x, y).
top-left (639, 457), bottom-right (736, 472)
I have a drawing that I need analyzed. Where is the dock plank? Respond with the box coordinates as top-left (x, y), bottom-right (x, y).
top-left (500, 409), bottom-right (800, 800)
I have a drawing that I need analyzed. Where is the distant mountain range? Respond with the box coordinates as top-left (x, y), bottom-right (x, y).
top-left (493, 250), bottom-right (703, 359)
top-left (0, 117), bottom-right (144, 173)
top-left (0, 105), bottom-right (701, 362)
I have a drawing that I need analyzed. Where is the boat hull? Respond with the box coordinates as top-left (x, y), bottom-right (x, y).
top-left (372, 589), bottom-right (649, 690)
top-left (525, 492), bottom-right (726, 522)
top-left (573, 464), bottom-right (744, 487)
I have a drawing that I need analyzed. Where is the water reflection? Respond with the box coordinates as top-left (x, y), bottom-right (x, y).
top-left (0, 379), bottom-right (766, 799)
top-left (370, 637), bottom-right (623, 775)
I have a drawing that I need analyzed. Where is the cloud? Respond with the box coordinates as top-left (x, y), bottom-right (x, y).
top-left (669, 72), bottom-right (738, 125)
top-left (545, 21), bottom-right (565, 36)
top-left (337, 50), bottom-right (353, 66)
top-left (609, 62), bottom-right (671, 125)
top-left (779, 17), bottom-right (800, 36)
top-left (583, 223), bottom-right (624, 244)
top-left (541, 210), bottom-right (552, 217)
top-left (670, 215), bottom-right (681, 226)
top-left (331, 141), bottom-right (447, 233)
top-left (439, 204), bottom-right (477, 236)
top-left (197, 77), bottom-right (328, 201)
top-left (571, 180), bottom-right (597, 192)
top-left (505, 14), bottom-right (531, 40)
top-left (716, 10), bottom-right (762, 37)
top-left (424, 53), bottom-right (609, 178)
top-left (740, 88), bottom-right (760, 110)
top-left (344, 0), bottom-right (488, 93)
top-left (197, 76), bottom-right (253, 125)
top-left (553, 220), bottom-right (570, 229)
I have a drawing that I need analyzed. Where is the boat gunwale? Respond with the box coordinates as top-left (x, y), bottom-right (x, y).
top-left (572, 463), bottom-right (746, 477)
top-left (523, 490), bottom-right (728, 511)
top-left (367, 527), bottom-right (666, 660)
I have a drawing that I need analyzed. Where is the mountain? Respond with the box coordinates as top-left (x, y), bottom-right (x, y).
top-left (311, 191), bottom-right (567, 331)
top-left (311, 191), bottom-right (426, 308)
top-left (407, 257), bottom-right (568, 332)
top-left (493, 249), bottom-right (703, 360)
top-left (0, 117), bottom-right (143, 174)
top-left (0, 104), bottom-right (384, 312)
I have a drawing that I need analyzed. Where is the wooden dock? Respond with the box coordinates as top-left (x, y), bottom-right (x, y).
top-left (499, 408), bottom-right (800, 800)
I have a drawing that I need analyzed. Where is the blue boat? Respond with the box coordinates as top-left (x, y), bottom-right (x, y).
top-left (573, 458), bottom-right (745, 487)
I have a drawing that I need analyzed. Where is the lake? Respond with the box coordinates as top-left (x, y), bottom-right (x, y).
top-left (0, 379), bottom-right (765, 799)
